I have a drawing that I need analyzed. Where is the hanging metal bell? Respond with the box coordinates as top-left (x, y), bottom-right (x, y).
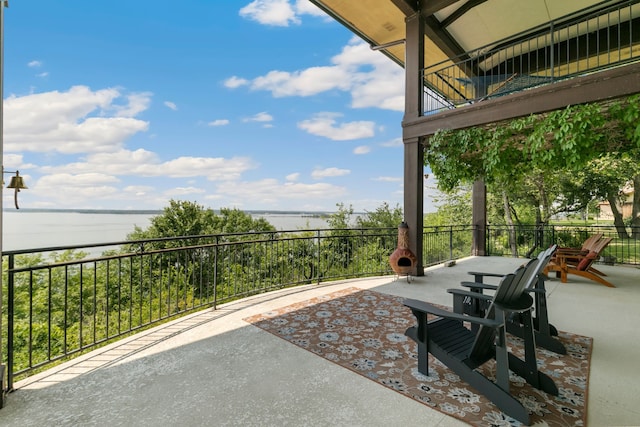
top-left (7, 175), bottom-right (27, 190)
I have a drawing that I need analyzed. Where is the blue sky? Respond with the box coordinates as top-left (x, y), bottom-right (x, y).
top-left (3, 0), bottom-right (437, 213)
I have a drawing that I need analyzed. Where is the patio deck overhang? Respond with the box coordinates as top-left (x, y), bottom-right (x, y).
top-left (2, 258), bottom-right (639, 426)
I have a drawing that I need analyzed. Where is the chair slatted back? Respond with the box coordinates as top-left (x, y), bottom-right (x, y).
top-left (469, 245), bottom-right (557, 364)
top-left (492, 258), bottom-right (538, 303)
top-left (591, 236), bottom-right (612, 254)
top-left (582, 233), bottom-right (604, 251)
top-left (576, 237), bottom-right (612, 271)
top-left (467, 268), bottom-right (525, 364)
top-left (494, 244), bottom-right (557, 300)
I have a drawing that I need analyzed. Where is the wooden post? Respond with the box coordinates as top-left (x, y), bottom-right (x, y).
top-left (472, 180), bottom-right (487, 256)
top-left (402, 12), bottom-right (425, 275)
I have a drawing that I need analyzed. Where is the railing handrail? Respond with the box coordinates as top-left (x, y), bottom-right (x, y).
top-left (1, 226), bottom-right (401, 257)
top-left (3, 223), bottom-right (638, 391)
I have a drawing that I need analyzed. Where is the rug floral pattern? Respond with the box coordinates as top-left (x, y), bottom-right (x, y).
top-left (244, 287), bottom-right (592, 427)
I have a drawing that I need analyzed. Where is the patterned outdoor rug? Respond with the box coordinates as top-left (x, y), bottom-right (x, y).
top-left (244, 287), bottom-right (592, 427)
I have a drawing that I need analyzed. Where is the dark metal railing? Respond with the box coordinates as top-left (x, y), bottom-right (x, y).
top-left (2, 226), bottom-right (473, 389)
top-left (424, 0), bottom-right (640, 114)
top-left (3, 223), bottom-right (638, 390)
top-left (486, 224), bottom-right (640, 265)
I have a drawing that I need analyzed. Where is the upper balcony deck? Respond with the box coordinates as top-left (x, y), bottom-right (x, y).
top-left (2, 256), bottom-right (638, 426)
top-left (423, 0), bottom-right (640, 115)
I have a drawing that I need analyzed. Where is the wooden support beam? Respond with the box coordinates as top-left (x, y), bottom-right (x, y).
top-left (421, 0), bottom-right (461, 17)
top-left (403, 12), bottom-right (425, 275)
top-left (472, 181), bottom-right (486, 256)
top-left (403, 61), bottom-right (640, 138)
top-left (390, 0), bottom-right (417, 16)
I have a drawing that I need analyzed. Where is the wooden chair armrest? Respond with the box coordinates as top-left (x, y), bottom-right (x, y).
top-left (554, 248), bottom-right (587, 255)
top-left (555, 252), bottom-right (589, 261)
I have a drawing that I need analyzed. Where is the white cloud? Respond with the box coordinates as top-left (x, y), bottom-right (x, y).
top-left (239, 0), bottom-right (328, 27)
top-left (38, 172), bottom-right (120, 186)
top-left (353, 145), bottom-right (370, 154)
top-left (298, 113), bottom-right (375, 141)
top-left (156, 157), bottom-right (256, 180)
top-left (164, 186), bottom-right (206, 196)
top-left (243, 111), bottom-right (273, 123)
top-left (3, 154), bottom-right (36, 170)
top-left (224, 76), bottom-right (249, 88)
top-left (311, 167), bottom-right (350, 179)
top-left (38, 149), bottom-right (157, 175)
top-left (41, 149), bottom-right (257, 181)
top-left (233, 38), bottom-right (405, 111)
top-left (114, 92), bottom-right (153, 117)
top-left (294, 0), bottom-right (326, 17)
top-left (4, 86), bottom-right (149, 154)
top-left (332, 38), bottom-right (404, 110)
top-left (214, 178), bottom-right (347, 206)
top-left (208, 119), bottom-right (230, 126)
top-left (239, 0), bottom-right (300, 27)
top-left (251, 67), bottom-right (351, 97)
top-left (123, 185), bottom-right (155, 197)
top-left (27, 173), bottom-right (171, 209)
top-left (380, 137), bottom-right (403, 147)
top-left (28, 60), bottom-right (49, 78)
top-left (286, 172), bottom-right (299, 181)
top-left (373, 176), bottom-right (401, 183)
top-left (164, 101), bottom-right (178, 111)
top-left (32, 173), bottom-right (121, 204)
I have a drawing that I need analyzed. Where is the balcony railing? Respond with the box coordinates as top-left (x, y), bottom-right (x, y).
top-left (424, 0), bottom-right (640, 114)
top-left (486, 224), bottom-right (640, 263)
top-left (2, 226), bottom-right (473, 389)
top-left (2, 223), bottom-right (639, 391)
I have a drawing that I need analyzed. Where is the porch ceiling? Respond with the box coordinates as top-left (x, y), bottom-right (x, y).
top-left (310, 0), bottom-right (640, 103)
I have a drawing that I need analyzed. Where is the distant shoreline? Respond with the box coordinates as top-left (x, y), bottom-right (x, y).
top-left (4, 208), bottom-right (351, 217)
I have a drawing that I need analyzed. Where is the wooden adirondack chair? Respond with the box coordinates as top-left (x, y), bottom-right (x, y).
top-left (452, 245), bottom-right (566, 355)
top-left (550, 233), bottom-right (604, 272)
top-left (543, 237), bottom-right (615, 287)
top-left (556, 233), bottom-right (603, 255)
top-left (404, 255), bottom-right (558, 425)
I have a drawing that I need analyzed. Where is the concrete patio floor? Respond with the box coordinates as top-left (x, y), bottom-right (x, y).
top-left (1, 256), bottom-right (639, 426)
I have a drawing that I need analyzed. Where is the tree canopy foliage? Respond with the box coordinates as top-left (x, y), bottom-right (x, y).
top-left (425, 94), bottom-right (640, 230)
top-left (356, 202), bottom-right (404, 228)
top-left (426, 95), bottom-right (640, 191)
top-left (127, 199), bottom-right (276, 246)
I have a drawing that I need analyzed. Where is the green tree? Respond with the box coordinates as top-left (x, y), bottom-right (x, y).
top-left (608, 95), bottom-right (640, 237)
top-left (356, 202), bottom-right (403, 228)
top-left (425, 187), bottom-right (472, 226)
top-left (564, 154), bottom-right (638, 237)
top-left (425, 95), bottom-right (640, 236)
top-left (125, 200), bottom-right (277, 308)
top-left (128, 200), bottom-right (276, 245)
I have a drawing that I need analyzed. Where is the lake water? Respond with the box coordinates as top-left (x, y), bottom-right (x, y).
top-left (2, 211), bottom-right (330, 252)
